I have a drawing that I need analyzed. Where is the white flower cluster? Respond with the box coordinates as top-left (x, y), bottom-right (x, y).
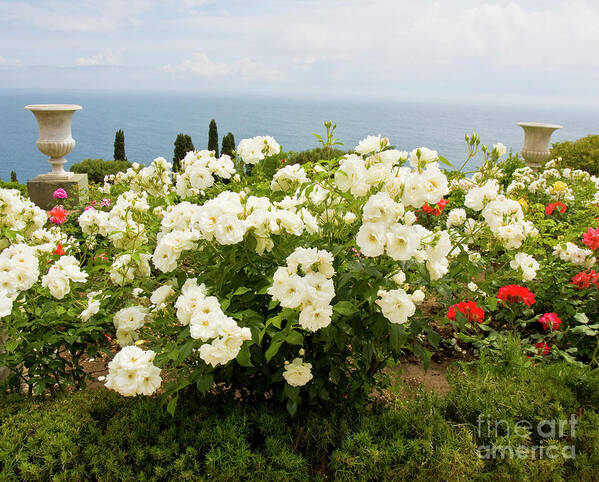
top-left (129, 157), bottom-right (173, 197)
top-left (464, 179), bottom-right (500, 211)
top-left (283, 357), bottom-right (313, 387)
top-left (109, 253), bottom-right (152, 286)
top-left (0, 243), bottom-right (40, 318)
top-left (175, 278), bottom-right (251, 367)
top-left (150, 284), bottom-right (175, 310)
top-left (446, 208), bottom-right (467, 228)
top-left (335, 148), bottom-right (425, 199)
top-left (481, 197), bottom-right (537, 249)
top-left (510, 252), bottom-right (540, 281)
top-left (268, 247), bottom-right (336, 332)
top-left (355, 135), bottom-right (389, 155)
top-left (175, 150), bottom-right (236, 198)
top-left (0, 189), bottom-right (46, 243)
top-left (408, 147), bottom-right (438, 168)
top-left (80, 291), bottom-right (102, 322)
top-left (376, 288), bottom-right (416, 325)
top-left (356, 192), bottom-right (420, 259)
top-left (237, 136), bottom-right (280, 164)
top-left (271, 163), bottom-right (309, 192)
top-left (553, 242), bottom-right (596, 267)
top-left (78, 190), bottom-right (149, 250)
top-left (113, 305), bottom-right (149, 346)
top-left (105, 345), bottom-right (162, 396)
top-left (41, 255), bottom-right (88, 299)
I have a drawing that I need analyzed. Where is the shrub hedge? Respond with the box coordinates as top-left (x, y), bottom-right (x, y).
top-left (551, 135), bottom-right (599, 176)
top-left (70, 159), bottom-right (132, 184)
top-left (1, 342), bottom-right (598, 481)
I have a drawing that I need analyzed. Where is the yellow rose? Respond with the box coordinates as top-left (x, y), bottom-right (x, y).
top-left (553, 181), bottom-right (567, 192)
top-left (517, 198), bottom-right (528, 209)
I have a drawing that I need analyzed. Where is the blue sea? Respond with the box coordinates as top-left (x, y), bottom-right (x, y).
top-left (1, 90), bottom-right (598, 182)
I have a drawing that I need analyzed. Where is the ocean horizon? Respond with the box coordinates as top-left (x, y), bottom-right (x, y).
top-left (1, 89), bottom-right (598, 182)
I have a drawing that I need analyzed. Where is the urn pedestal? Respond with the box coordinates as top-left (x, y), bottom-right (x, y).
top-left (517, 122), bottom-right (563, 169)
top-left (24, 104), bottom-right (88, 209)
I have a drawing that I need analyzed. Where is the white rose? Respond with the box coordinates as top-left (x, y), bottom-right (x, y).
top-left (283, 358), bottom-right (313, 387)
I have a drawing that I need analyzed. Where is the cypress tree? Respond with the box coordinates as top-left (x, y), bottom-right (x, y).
top-left (221, 132), bottom-right (236, 157)
top-left (114, 129), bottom-right (127, 161)
top-left (173, 134), bottom-right (194, 172)
top-left (208, 119), bottom-right (219, 157)
top-left (10, 171), bottom-right (17, 183)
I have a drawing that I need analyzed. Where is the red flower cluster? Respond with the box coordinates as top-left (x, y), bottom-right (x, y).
top-left (53, 242), bottom-right (65, 256)
top-left (538, 312), bottom-right (562, 331)
top-left (497, 284), bottom-right (536, 306)
top-left (48, 205), bottom-right (68, 225)
top-left (422, 198), bottom-right (449, 216)
top-left (446, 300), bottom-right (485, 323)
top-left (582, 227), bottom-right (599, 250)
top-left (570, 270), bottom-right (599, 290)
top-left (535, 341), bottom-right (551, 356)
top-left (545, 202), bottom-right (567, 215)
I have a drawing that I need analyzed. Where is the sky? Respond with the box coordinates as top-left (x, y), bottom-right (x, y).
top-left (1, 0), bottom-right (599, 104)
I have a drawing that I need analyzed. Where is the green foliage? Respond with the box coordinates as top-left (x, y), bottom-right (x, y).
top-left (285, 147), bottom-right (347, 165)
top-left (70, 158), bottom-right (132, 184)
top-left (0, 180), bottom-right (27, 196)
top-left (1, 347), bottom-right (598, 480)
top-left (113, 129), bottom-right (127, 161)
top-left (10, 170), bottom-right (17, 183)
top-left (222, 132), bottom-right (235, 157)
top-left (551, 135), bottom-right (599, 176)
top-left (173, 133), bottom-right (194, 172)
top-left (208, 119), bottom-right (219, 157)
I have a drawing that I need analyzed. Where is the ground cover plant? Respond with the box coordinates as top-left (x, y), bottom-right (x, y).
top-left (0, 125), bottom-right (598, 418)
top-left (0, 341), bottom-right (598, 480)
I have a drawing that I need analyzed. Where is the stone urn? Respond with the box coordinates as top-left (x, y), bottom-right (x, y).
top-left (517, 122), bottom-right (562, 169)
top-left (24, 104), bottom-right (82, 179)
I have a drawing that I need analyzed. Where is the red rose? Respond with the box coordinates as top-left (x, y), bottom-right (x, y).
top-left (538, 312), bottom-right (562, 331)
top-left (497, 284), bottom-right (536, 306)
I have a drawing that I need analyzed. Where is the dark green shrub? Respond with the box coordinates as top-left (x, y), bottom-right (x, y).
top-left (0, 180), bottom-right (27, 197)
top-left (10, 170), bottom-right (17, 183)
top-left (70, 159), bottom-right (132, 184)
top-left (113, 129), bottom-right (127, 161)
top-left (208, 119), bottom-right (219, 157)
top-left (2, 346), bottom-right (599, 480)
top-left (286, 147), bottom-right (347, 165)
top-left (550, 135), bottom-right (599, 175)
top-left (222, 132), bottom-right (235, 157)
top-left (173, 133), bottom-right (194, 172)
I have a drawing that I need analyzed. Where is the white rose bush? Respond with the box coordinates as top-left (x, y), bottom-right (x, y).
top-left (1, 125), bottom-right (598, 413)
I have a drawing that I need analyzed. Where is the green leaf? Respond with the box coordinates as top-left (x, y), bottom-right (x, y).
top-left (286, 399), bottom-right (297, 416)
top-left (389, 325), bottom-right (406, 353)
top-left (333, 301), bottom-right (356, 317)
top-left (285, 331), bottom-right (304, 346)
top-left (233, 287), bottom-right (252, 296)
top-left (167, 396), bottom-right (178, 416)
top-left (195, 374), bottom-right (214, 394)
top-left (236, 343), bottom-right (253, 367)
top-left (438, 156), bottom-right (453, 167)
top-left (265, 339), bottom-right (284, 362)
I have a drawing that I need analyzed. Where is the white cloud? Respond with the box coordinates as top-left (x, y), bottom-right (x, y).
top-left (163, 52), bottom-right (284, 82)
top-left (76, 50), bottom-right (121, 66)
top-left (0, 55), bottom-right (21, 67)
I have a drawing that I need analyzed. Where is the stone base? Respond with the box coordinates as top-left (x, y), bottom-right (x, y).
top-left (27, 173), bottom-right (89, 210)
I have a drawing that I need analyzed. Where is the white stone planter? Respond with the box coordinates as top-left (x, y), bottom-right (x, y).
top-left (24, 104), bottom-right (82, 179)
top-left (517, 122), bottom-right (562, 169)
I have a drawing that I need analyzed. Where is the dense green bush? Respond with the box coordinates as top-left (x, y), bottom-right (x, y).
top-left (70, 158), bottom-right (132, 184)
top-left (286, 147), bottom-right (347, 165)
top-left (0, 180), bottom-right (27, 197)
top-left (1, 344), bottom-right (598, 480)
top-left (551, 135), bottom-right (599, 176)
